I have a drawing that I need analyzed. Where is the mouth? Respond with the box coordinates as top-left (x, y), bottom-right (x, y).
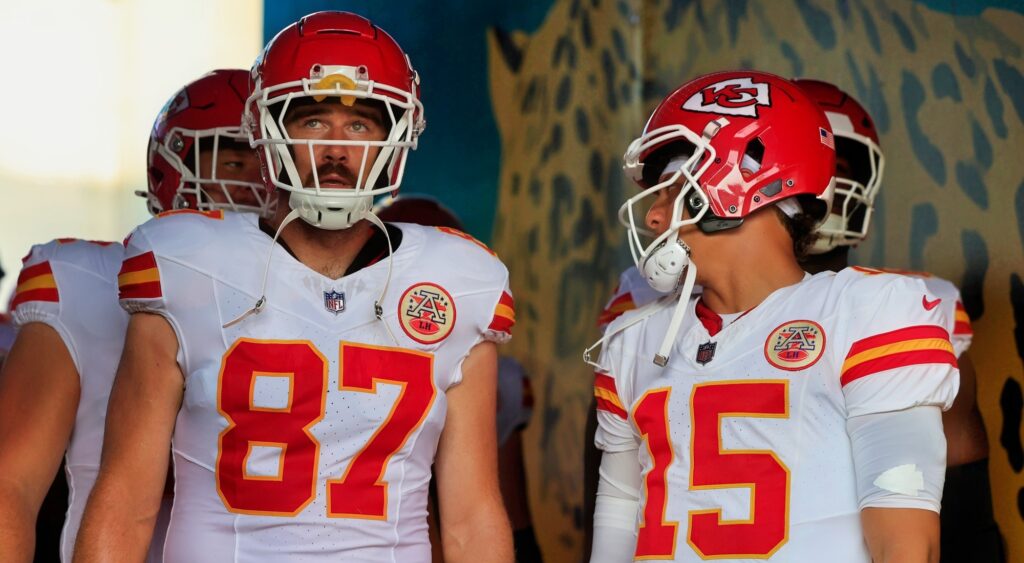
top-left (315, 173), bottom-right (354, 189)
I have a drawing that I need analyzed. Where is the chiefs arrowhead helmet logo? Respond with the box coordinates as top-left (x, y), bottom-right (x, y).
top-left (683, 77), bottom-right (772, 117)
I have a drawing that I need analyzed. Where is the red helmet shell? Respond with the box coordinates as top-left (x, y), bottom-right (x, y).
top-left (254, 12), bottom-right (417, 105)
top-left (376, 196), bottom-right (464, 230)
top-left (637, 70), bottom-right (836, 221)
top-left (147, 69), bottom-right (251, 213)
top-left (791, 79), bottom-right (879, 143)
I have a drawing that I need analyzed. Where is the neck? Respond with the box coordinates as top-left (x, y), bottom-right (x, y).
top-left (268, 201), bottom-right (374, 280)
top-left (692, 215), bottom-right (807, 314)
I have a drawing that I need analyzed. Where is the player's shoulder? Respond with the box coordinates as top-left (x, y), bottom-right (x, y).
top-left (604, 291), bottom-right (689, 344)
top-left (833, 265), bottom-right (932, 297)
top-left (402, 223), bottom-right (508, 276)
top-left (22, 238), bottom-right (123, 278)
top-left (128, 209), bottom-right (252, 258)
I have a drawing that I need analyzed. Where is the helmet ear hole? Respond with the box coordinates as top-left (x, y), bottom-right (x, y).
top-left (742, 138), bottom-right (765, 175)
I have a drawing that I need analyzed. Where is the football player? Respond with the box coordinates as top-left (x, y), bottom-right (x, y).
top-left (76, 12), bottom-right (514, 562)
top-left (0, 68), bottom-right (265, 563)
top-left (589, 71), bottom-right (957, 562)
top-left (377, 195), bottom-right (542, 562)
top-left (793, 78), bottom-right (1004, 562)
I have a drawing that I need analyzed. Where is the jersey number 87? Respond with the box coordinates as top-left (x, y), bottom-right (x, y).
top-left (215, 339), bottom-right (435, 519)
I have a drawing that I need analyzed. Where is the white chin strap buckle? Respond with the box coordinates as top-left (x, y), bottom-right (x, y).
top-left (643, 237), bottom-right (690, 293)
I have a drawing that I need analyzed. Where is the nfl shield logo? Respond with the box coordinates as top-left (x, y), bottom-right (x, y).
top-left (323, 290), bottom-right (345, 314)
top-left (696, 341), bottom-right (717, 365)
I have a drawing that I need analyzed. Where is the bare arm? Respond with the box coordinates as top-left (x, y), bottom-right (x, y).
top-left (497, 430), bottom-right (531, 531)
top-left (941, 353), bottom-right (989, 466)
top-left (74, 313), bottom-right (183, 563)
top-left (0, 323), bottom-right (80, 563)
top-left (861, 507), bottom-right (939, 563)
top-left (435, 340), bottom-right (513, 563)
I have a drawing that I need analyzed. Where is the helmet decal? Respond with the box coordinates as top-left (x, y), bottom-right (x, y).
top-left (682, 77), bottom-right (772, 117)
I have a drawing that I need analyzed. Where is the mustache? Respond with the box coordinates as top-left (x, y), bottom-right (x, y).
top-left (304, 162), bottom-right (358, 187)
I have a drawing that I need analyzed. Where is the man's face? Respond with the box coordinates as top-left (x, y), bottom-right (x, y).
top-left (282, 99), bottom-right (388, 190)
top-left (197, 140), bottom-right (263, 207)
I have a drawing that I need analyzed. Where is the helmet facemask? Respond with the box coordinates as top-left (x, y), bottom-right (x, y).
top-left (810, 116), bottom-right (884, 254)
top-left (620, 124), bottom-right (720, 292)
top-left (152, 126), bottom-right (272, 217)
top-left (248, 65), bottom-right (425, 230)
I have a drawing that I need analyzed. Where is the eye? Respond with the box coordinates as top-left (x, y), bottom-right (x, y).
top-left (302, 118), bottom-right (323, 129)
top-left (350, 120), bottom-right (369, 132)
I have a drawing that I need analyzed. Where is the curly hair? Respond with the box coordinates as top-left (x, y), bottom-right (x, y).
top-left (774, 203), bottom-right (821, 259)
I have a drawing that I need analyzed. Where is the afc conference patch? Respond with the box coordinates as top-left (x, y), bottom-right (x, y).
top-left (764, 320), bottom-right (826, 371)
top-left (323, 290), bottom-right (346, 314)
top-left (399, 282), bottom-right (456, 344)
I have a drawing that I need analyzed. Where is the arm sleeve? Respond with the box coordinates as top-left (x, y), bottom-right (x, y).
top-left (590, 450), bottom-right (642, 563)
top-left (837, 275), bottom-right (960, 417)
top-left (847, 406), bottom-right (946, 512)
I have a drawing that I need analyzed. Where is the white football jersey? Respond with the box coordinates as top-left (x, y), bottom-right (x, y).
top-left (594, 268), bottom-right (959, 562)
top-left (847, 266), bottom-right (972, 356)
top-left (119, 210), bottom-right (514, 562)
top-left (496, 356), bottom-right (533, 446)
top-left (10, 238), bottom-right (169, 562)
top-left (596, 266), bottom-right (669, 330)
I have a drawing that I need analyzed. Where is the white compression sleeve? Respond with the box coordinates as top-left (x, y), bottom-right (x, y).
top-left (847, 405), bottom-right (947, 513)
top-left (590, 450), bottom-right (643, 563)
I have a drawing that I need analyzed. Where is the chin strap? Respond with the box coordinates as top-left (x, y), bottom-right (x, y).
top-left (582, 262), bottom-right (698, 371)
top-left (363, 210), bottom-right (399, 347)
top-left (653, 262), bottom-right (697, 366)
top-left (222, 208), bottom-right (302, 329)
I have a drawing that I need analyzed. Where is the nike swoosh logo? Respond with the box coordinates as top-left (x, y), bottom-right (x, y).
top-left (922, 295), bottom-right (942, 311)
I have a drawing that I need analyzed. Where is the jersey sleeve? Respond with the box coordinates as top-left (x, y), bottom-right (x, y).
top-left (11, 240), bottom-right (122, 374)
top-left (484, 282), bottom-right (515, 344)
top-left (10, 242), bottom-right (80, 372)
top-left (495, 356), bottom-right (534, 446)
top-left (118, 229), bottom-right (166, 313)
top-left (836, 274), bottom-right (959, 417)
top-left (950, 299), bottom-right (973, 357)
top-left (593, 334), bottom-right (639, 453)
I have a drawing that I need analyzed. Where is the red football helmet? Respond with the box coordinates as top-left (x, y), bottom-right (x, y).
top-left (375, 195), bottom-right (464, 230)
top-left (145, 69), bottom-right (270, 216)
top-left (620, 70), bottom-right (836, 291)
top-left (247, 11), bottom-right (425, 230)
top-left (792, 78), bottom-right (884, 253)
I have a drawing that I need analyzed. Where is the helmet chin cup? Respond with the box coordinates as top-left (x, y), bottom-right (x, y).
top-left (642, 236), bottom-right (691, 293)
top-left (288, 190), bottom-right (372, 230)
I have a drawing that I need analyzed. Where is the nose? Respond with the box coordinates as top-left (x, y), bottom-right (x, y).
top-left (320, 141), bottom-right (349, 162)
top-left (645, 190), bottom-right (672, 233)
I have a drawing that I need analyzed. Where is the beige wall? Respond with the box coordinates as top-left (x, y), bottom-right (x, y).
top-left (0, 0), bottom-right (263, 300)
